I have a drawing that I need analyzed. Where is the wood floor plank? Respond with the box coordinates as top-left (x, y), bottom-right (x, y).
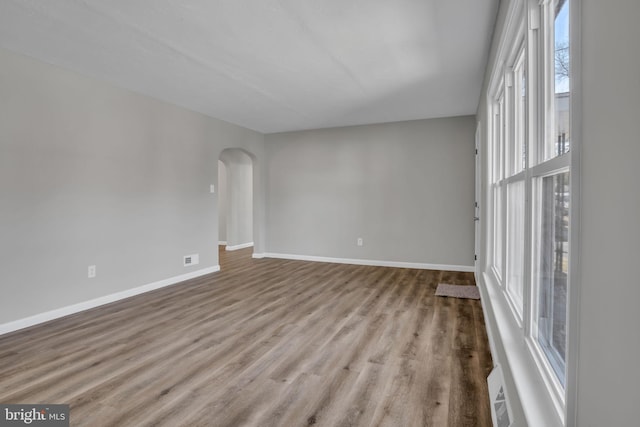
top-left (0, 247), bottom-right (492, 426)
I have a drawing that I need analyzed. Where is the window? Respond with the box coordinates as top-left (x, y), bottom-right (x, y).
top-left (506, 180), bottom-right (525, 315)
top-left (512, 48), bottom-right (527, 174)
top-left (491, 93), bottom-right (505, 279)
top-left (493, 184), bottom-right (503, 278)
top-left (532, 0), bottom-right (571, 388)
top-left (487, 0), bottom-right (574, 410)
top-left (490, 43), bottom-right (527, 318)
top-left (541, 0), bottom-right (571, 162)
top-left (533, 171), bottom-right (570, 385)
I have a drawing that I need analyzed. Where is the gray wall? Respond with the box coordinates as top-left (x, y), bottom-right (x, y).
top-left (0, 47), bottom-right (264, 325)
top-left (219, 149), bottom-right (253, 247)
top-left (576, 0), bottom-right (640, 425)
top-left (264, 117), bottom-right (476, 267)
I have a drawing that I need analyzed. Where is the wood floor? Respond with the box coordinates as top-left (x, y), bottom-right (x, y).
top-left (0, 248), bottom-right (493, 427)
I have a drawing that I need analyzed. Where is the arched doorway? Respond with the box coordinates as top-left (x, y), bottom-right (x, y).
top-left (218, 149), bottom-right (254, 256)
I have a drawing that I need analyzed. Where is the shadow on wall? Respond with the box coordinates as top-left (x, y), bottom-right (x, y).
top-left (218, 148), bottom-right (254, 252)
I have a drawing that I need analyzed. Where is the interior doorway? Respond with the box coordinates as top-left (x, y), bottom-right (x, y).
top-left (218, 149), bottom-right (254, 256)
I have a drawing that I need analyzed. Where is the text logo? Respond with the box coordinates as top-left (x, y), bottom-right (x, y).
top-left (0, 405), bottom-right (68, 426)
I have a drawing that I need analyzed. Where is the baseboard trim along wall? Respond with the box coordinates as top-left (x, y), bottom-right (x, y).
top-left (225, 242), bottom-right (254, 251)
top-left (0, 265), bottom-right (220, 337)
top-left (218, 241), bottom-right (228, 245)
top-left (260, 252), bottom-right (475, 272)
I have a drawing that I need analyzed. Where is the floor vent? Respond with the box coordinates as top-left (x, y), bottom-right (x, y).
top-left (488, 364), bottom-right (513, 427)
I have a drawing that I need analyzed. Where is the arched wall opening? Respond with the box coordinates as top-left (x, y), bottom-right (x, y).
top-left (218, 148), bottom-right (254, 253)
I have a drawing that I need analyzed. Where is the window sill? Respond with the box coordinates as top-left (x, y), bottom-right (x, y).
top-left (478, 271), bottom-right (564, 427)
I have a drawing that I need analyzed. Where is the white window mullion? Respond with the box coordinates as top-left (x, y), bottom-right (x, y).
top-left (527, 0), bottom-right (540, 170)
top-left (503, 171), bottom-right (526, 185)
top-left (530, 154), bottom-right (570, 177)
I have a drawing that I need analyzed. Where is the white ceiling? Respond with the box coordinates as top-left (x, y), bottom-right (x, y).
top-left (0, 0), bottom-right (498, 133)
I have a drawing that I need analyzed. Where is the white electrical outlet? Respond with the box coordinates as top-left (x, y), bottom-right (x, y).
top-left (183, 254), bottom-right (200, 267)
top-left (357, 238), bottom-right (363, 246)
top-left (210, 184), bottom-right (215, 194)
top-left (88, 265), bottom-right (96, 278)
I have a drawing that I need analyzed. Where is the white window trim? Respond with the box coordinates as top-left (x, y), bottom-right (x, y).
top-left (564, 0), bottom-right (582, 423)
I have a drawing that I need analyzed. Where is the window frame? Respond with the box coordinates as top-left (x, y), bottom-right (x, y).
top-left (528, 0), bottom-right (573, 409)
top-left (484, 0), bottom-right (578, 422)
top-left (490, 35), bottom-right (528, 323)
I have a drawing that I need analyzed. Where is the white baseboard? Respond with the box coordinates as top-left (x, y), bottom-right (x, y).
top-left (252, 253), bottom-right (265, 259)
top-left (225, 242), bottom-right (254, 251)
top-left (218, 241), bottom-right (227, 245)
top-left (0, 265), bottom-right (220, 337)
top-left (261, 252), bottom-right (474, 272)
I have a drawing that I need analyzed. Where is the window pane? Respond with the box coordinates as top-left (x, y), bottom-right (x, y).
top-left (512, 50), bottom-right (526, 174)
top-left (520, 65), bottom-right (526, 170)
top-left (493, 104), bottom-right (502, 183)
top-left (493, 185), bottom-right (503, 278)
top-left (506, 181), bottom-right (525, 314)
top-left (544, 0), bottom-right (571, 160)
top-left (535, 171), bottom-right (570, 385)
top-left (497, 95), bottom-right (505, 181)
